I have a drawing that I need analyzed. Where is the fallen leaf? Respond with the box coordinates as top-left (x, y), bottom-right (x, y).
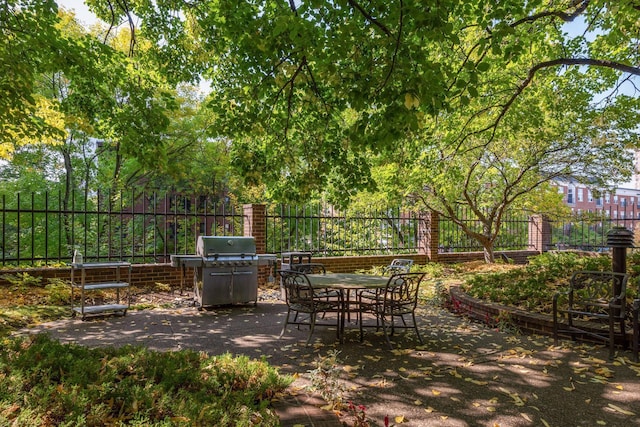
top-left (413, 400), bottom-right (422, 406)
top-left (607, 404), bottom-right (635, 416)
top-left (595, 367), bottom-right (614, 378)
top-left (487, 407), bottom-right (496, 412)
top-left (432, 389), bottom-right (441, 396)
top-left (395, 415), bottom-right (406, 423)
top-left (465, 377), bottom-right (488, 385)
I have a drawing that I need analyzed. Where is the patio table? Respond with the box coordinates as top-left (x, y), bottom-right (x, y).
top-left (307, 273), bottom-right (389, 341)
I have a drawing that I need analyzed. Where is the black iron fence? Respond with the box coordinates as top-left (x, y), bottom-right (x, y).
top-left (437, 209), bottom-right (532, 252)
top-left (548, 208), bottom-right (640, 251)
top-left (265, 204), bottom-right (420, 256)
top-left (0, 190), bottom-right (244, 266)
top-left (3, 190), bottom-right (636, 266)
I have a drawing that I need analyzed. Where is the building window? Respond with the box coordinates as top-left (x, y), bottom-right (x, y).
top-left (596, 197), bottom-right (602, 207)
top-left (567, 188), bottom-right (574, 204)
top-left (605, 193), bottom-right (610, 203)
top-left (588, 191), bottom-right (593, 202)
top-left (614, 195), bottom-right (618, 204)
top-left (621, 197), bottom-right (626, 207)
top-left (558, 186), bottom-right (564, 194)
top-left (577, 188), bottom-right (584, 202)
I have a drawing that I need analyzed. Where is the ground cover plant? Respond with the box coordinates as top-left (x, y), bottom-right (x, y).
top-left (459, 251), bottom-right (640, 314)
top-left (0, 334), bottom-right (292, 426)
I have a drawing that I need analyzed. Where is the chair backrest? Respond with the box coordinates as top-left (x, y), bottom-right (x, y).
top-left (291, 263), bottom-right (326, 275)
top-left (279, 270), bottom-right (314, 306)
top-left (384, 259), bottom-right (414, 274)
top-left (568, 270), bottom-right (629, 315)
top-left (382, 272), bottom-right (425, 312)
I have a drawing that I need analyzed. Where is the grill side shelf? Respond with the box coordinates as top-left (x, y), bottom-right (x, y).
top-left (70, 262), bottom-right (131, 320)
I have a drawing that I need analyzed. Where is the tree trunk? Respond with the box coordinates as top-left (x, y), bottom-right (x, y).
top-left (483, 244), bottom-right (495, 263)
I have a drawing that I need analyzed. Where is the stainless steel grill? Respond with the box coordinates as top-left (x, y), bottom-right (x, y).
top-left (171, 236), bottom-right (269, 309)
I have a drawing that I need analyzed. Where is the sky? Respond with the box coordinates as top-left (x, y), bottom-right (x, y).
top-left (57, 0), bottom-right (97, 26)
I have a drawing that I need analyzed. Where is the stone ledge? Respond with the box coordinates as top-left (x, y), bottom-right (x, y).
top-left (447, 286), bottom-right (634, 344)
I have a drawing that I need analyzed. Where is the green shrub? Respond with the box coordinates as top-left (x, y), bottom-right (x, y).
top-left (44, 278), bottom-right (71, 305)
top-left (461, 252), bottom-right (618, 313)
top-left (0, 335), bottom-right (292, 426)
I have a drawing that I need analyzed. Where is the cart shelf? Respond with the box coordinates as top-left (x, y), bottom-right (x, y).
top-left (71, 261), bottom-right (131, 320)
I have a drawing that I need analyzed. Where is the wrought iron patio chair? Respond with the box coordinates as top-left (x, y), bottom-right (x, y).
top-left (552, 271), bottom-right (629, 360)
top-left (383, 259), bottom-right (414, 275)
top-left (278, 270), bottom-right (342, 345)
top-left (358, 272), bottom-right (425, 349)
top-left (360, 259), bottom-right (416, 303)
top-left (290, 263), bottom-right (340, 318)
top-left (291, 263), bottom-right (326, 274)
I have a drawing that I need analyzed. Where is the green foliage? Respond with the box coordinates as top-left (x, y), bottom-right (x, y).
top-left (306, 350), bottom-right (345, 409)
top-left (461, 252), bottom-right (616, 312)
top-left (0, 334), bottom-right (292, 426)
top-left (5, 1), bottom-right (640, 264)
top-left (44, 278), bottom-right (71, 305)
top-left (1, 272), bottom-right (43, 290)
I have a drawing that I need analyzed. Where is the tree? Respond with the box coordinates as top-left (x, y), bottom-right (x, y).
top-left (97, 1), bottom-right (639, 188)
top-left (9, 1), bottom-right (640, 261)
top-left (109, 0), bottom-right (638, 260)
top-left (1, 0), bottom-right (70, 154)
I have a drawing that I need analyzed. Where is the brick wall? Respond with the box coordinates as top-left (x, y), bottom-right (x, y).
top-left (436, 250), bottom-right (537, 264)
top-left (0, 264), bottom-right (186, 289)
top-left (0, 252), bottom-right (537, 290)
top-left (448, 286), bottom-right (634, 344)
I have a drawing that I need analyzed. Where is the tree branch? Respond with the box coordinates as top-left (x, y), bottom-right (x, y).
top-left (455, 57), bottom-right (640, 154)
top-left (376, 0), bottom-right (403, 95)
top-left (347, 0), bottom-right (392, 36)
top-left (510, 0), bottom-right (590, 27)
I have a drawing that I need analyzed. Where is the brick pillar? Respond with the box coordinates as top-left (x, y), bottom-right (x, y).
top-left (529, 214), bottom-right (551, 253)
top-left (243, 204), bottom-right (266, 253)
top-left (418, 211), bottom-right (439, 262)
top-left (244, 204), bottom-right (274, 287)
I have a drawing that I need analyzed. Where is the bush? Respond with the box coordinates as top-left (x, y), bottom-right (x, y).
top-left (0, 335), bottom-right (292, 426)
top-left (461, 252), bottom-right (622, 313)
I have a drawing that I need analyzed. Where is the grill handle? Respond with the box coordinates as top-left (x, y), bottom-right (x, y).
top-left (208, 271), bottom-right (254, 277)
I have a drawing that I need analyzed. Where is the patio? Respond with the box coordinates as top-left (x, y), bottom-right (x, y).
top-left (18, 294), bottom-right (640, 426)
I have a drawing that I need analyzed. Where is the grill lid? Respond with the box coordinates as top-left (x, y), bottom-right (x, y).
top-left (196, 236), bottom-right (257, 257)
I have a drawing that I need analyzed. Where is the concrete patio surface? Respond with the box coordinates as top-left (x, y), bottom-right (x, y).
top-left (16, 298), bottom-right (640, 426)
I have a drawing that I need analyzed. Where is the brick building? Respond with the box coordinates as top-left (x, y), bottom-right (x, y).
top-left (553, 179), bottom-right (640, 222)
